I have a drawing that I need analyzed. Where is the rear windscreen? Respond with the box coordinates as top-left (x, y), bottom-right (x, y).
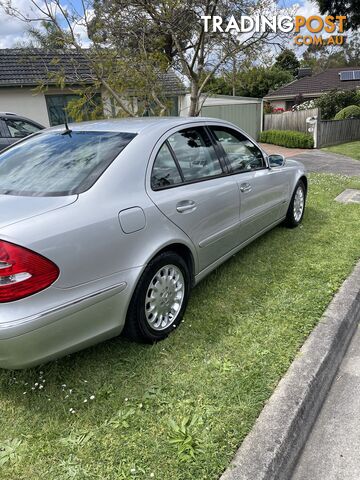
top-left (0, 130), bottom-right (136, 196)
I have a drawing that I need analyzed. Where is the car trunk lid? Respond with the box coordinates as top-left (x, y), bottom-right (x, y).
top-left (0, 194), bottom-right (77, 229)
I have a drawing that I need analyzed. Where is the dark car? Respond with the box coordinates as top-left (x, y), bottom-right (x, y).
top-left (0, 112), bottom-right (45, 152)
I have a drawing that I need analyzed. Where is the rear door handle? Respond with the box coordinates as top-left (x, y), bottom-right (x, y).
top-left (176, 200), bottom-right (197, 213)
top-left (240, 183), bottom-right (252, 193)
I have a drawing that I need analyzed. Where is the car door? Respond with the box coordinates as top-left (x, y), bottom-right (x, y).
top-left (0, 120), bottom-right (10, 152)
top-left (3, 116), bottom-right (43, 146)
top-left (147, 125), bottom-right (241, 272)
top-left (209, 125), bottom-right (289, 243)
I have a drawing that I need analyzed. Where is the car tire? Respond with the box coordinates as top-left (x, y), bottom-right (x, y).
top-left (284, 180), bottom-right (306, 228)
top-left (123, 251), bottom-right (191, 343)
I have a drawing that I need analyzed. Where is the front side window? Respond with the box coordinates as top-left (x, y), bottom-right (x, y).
top-left (167, 127), bottom-right (223, 182)
top-left (0, 131), bottom-right (136, 196)
top-left (211, 127), bottom-right (265, 173)
top-left (5, 119), bottom-right (42, 138)
top-left (151, 142), bottom-right (182, 189)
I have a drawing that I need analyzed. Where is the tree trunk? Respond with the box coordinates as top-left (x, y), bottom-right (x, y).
top-left (188, 80), bottom-right (200, 116)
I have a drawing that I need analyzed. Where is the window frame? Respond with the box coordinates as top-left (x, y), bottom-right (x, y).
top-left (150, 125), bottom-right (228, 191)
top-left (209, 125), bottom-right (268, 175)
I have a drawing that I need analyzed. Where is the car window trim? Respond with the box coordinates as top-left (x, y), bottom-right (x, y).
top-left (204, 125), bottom-right (230, 174)
top-left (209, 125), bottom-right (268, 175)
top-left (165, 139), bottom-right (185, 183)
top-left (151, 171), bottom-right (230, 191)
top-left (151, 125), bottom-right (227, 192)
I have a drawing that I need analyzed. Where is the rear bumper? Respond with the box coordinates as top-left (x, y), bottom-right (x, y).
top-left (0, 268), bottom-right (142, 369)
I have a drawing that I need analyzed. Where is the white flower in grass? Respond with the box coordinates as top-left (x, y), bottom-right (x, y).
top-left (90, 395), bottom-right (95, 400)
top-left (83, 399), bottom-right (88, 403)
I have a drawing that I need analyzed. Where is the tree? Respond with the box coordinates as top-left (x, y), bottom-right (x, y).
top-left (274, 49), bottom-right (300, 77)
top-left (315, 0), bottom-right (360, 30)
top-left (27, 20), bottom-right (73, 49)
top-left (93, 0), bottom-right (291, 115)
top-left (301, 32), bottom-right (360, 73)
top-left (0, 0), bottom-right (172, 118)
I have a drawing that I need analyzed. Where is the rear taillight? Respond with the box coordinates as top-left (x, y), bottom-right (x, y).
top-left (0, 240), bottom-right (59, 302)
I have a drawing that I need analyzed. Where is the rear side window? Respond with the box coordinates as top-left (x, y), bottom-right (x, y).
top-left (5, 119), bottom-right (42, 138)
top-left (0, 131), bottom-right (136, 196)
top-left (211, 127), bottom-right (265, 173)
top-left (151, 142), bottom-right (182, 189)
top-left (167, 127), bottom-right (223, 182)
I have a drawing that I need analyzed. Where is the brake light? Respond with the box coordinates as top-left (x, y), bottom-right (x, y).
top-left (0, 240), bottom-right (59, 302)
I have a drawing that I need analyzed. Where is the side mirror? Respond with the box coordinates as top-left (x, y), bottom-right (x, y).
top-left (268, 154), bottom-right (286, 168)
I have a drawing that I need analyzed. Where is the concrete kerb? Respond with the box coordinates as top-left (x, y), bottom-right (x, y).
top-left (220, 260), bottom-right (360, 480)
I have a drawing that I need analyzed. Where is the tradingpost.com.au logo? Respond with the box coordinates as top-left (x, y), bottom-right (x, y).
top-left (201, 15), bottom-right (347, 46)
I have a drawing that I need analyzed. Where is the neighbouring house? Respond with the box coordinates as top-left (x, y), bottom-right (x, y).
top-left (264, 67), bottom-right (360, 111)
top-left (0, 49), bottom-right (186, 127)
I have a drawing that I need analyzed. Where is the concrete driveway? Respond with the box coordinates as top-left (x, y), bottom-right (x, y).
top-left (260, 143), bottom-right (360, 177)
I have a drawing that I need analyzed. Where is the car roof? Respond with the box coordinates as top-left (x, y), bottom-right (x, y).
top-left (47, 116), bottom-right (233, 135)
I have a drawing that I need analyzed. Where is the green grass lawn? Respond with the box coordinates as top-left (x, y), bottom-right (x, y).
top-left (323, 141), bottom-right (360, 160)
top-left (1, 174), bottom-right (360, 480)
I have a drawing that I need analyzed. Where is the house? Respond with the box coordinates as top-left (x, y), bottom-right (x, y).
top-left (264, 67), bottom-right (360, 111)
top-left (0, 49), bottom-right (186, 127)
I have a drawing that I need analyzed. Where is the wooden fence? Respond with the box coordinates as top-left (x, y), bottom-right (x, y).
top-left (264, 108), bottom-right (319, 133)
top-left (264, 108), bottom-right (360, 148)
top-left (317, 118), bottom-right (360, 148)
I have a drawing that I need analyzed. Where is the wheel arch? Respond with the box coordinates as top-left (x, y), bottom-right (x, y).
top-left (152, 243), bottom-right (196, 287)
top-left (299, 175), bottom-right (308, 195)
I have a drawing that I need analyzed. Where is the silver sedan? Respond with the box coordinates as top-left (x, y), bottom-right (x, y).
top-left (0, 117), bottom-right (307, 369)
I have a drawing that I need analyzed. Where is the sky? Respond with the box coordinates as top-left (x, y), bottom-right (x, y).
top-left (0, 0), bottom-right (321, 49)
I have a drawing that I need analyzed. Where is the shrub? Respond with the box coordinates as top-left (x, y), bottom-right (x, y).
top-left (334, 105), bottom-right (360, 120)
top-left (315, 89), bottom-right (360, 119)
top-left (260, 129), bottom-right (314, 148)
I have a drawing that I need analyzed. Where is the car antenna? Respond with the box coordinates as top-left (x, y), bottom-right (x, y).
top-left (61, 116), bottom-right (72, 136)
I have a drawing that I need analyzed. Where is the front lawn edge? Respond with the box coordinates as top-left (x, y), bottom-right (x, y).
top-left (220, 260), bottom-right (360, 480)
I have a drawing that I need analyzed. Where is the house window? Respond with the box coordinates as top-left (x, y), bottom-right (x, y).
top-left (45, 94), bottom-right (102, 126)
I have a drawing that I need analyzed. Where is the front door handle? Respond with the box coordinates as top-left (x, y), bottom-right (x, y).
top-left (176, 200), bottom-right (196, 213)
top-left (240, 183), bottom-right (252, 193)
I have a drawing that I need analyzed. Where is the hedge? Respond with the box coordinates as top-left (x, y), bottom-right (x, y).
top-left (334, 105), bottom-right (360, 120)
top-left (260, 130), bottom-right (314, 148)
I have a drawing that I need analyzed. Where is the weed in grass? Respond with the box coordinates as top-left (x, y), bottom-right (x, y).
top-left (168, 414), bottom-right (204, 462)
top-left (0, 438), bottom-right (24, 467)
